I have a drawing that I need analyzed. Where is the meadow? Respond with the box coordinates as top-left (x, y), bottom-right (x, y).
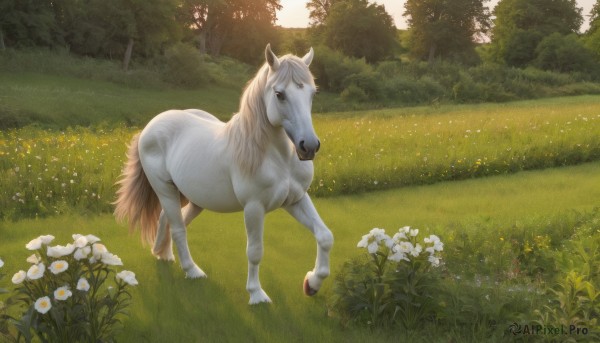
top-left (1, 163), bottom-right (599, 342)
top-left (1, 95), bottom-right (599, 220)
top-left (1, 58), bottom-right (600, 341)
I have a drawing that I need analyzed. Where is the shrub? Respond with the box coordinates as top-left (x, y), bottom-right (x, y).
top-left (328, 227), bottom-right (444, 328)
top-left (161, 43), bottom-right (210, 88)
top-left (1, 234), bottom-right (138, 342)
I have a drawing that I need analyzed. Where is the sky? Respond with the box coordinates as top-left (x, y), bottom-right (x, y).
top-left (276, 0), bottom-right (596, 32)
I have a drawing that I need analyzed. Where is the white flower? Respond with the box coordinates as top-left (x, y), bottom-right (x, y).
top-left (428, 255), bottom-right (440, 267)
top-left (357, 228), bottom-right (391, 254)
top-left (0, 258), bottom-right (3, 268)
top-left (424, 235), bottom-right (444, 252)
top-left (101, 252), bottom-right (123, 266)
top-left (27, 263), bottom-right (45, 280)
top-left (47, 243), bottom-right (75, 258)
top-left (116, 270), bottom-right (138, 286)
top-left (39, 235), bottom-right (55, 245)
top-left (49, 260), bottom-right (69, 274)
top-left (74, 246), bottom-right (91, 261)
top-left (409, 228), bottom-right (419, 237)
top-left (12, 270), bottom-right (26, 284)
top-left (34, 296), bottom-right (52, 314)
top-left (397, 241), bottom-right (413, 254)
top-left (73, 235), bottom-right (88, 248)
top-left (392, 231), bottom-right (407, 243)
top-left (26, 254), bottom-right (41, 264)
top-left (77, 278), bottom-right (90, 291)
top-left (388, 245), bottom-right (409, 262)
top-left (423, 234), bottom-right (440, 244)
top-left (54, 286), bottom-right (72, 301)
top-left (409, 243), bottom-right (422, 257)
top-left (92, 243), bottom-right (108, 259)
top-left (400, 226), bottom-right (411, 234)
top-left (85, 234), bottom-right (101, 244)
top-left (26, 237), bottom-right (43, 250)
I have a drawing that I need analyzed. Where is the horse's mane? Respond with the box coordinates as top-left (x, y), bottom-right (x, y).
top-left (225, 55), bottom-right (315, 175)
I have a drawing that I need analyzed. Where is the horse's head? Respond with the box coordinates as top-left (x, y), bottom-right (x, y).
top-left (263, 44), bottom-right (320, 161)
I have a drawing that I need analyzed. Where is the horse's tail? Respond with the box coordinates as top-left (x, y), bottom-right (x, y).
top-left (114, 133), bottom-right (161, 246)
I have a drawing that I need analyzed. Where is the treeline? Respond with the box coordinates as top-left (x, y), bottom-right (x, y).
top-left (0, 0), bottom-right (281, 68)
top-left (2, 0), bottom-right (600, 105)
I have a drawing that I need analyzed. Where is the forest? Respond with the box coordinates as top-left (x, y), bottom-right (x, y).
top-left (2, 0), bottom-right (600, 108)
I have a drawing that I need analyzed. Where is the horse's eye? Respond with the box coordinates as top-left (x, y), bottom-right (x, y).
top-left (275, 91), bottom-right (285, 101)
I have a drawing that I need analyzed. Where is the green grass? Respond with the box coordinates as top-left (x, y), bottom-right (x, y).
top-left (1, 162), bottom-right (599, 342)
top-left (2, 95), bottom-right (599, 220)
top-left (0, 72), bottom-right (241, 128)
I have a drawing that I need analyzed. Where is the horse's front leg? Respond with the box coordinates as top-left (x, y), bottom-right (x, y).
top-left (244, 202), bottom-right (272, 304)
top-left (284, 194), bottom-right (333, 296)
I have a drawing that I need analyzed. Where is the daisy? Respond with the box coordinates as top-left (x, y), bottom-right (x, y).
top-left (34, 296), bottom-right (52, 314)
top-left (12, 270), bottom-right (26, 284)
top-left (101, 252), bottom-right (123, 266)
top-left (49, 260), bottom-right (69, 274)
top-left (77, 278), bottom-right (90, 291)
top-left (54, 286), bottom-right (72, 301)
top-left (116, 270), bottom-right (138, 286)
top-left (27, 263), bottom-right (45, 280)
top-left (47, 244), bottom-right (75, 258)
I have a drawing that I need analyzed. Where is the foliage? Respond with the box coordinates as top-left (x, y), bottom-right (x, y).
top-left (533, 33), bottom-right (598, 74)
top-left (160, 43), bottom-right (210, 88)
top-left (328, 227), bottom-right (444, 328)
top-left (0, 234), bottom-right (138, 342)
top-left (177, 0), bottom-right (281, 64)
top-left (320, 0), bottom-right (397, 64)
top-left (1, 97), bottom-right (600, 219)
top-left (532, 232), bottom-right (600, 342)
top-left (403, 0), bottom-right (491, 64)
top-left (490, 0), bottom-right (583, 67)
top-left (329, 209), bottom-right (600, 339)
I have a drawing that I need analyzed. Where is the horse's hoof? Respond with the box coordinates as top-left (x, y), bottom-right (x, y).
top-left (248, 289), bottom-right (272, 305)
top-left (303, 275), bottom-right (318, 296)
top-left (185, 265), bottom-right (207, 279)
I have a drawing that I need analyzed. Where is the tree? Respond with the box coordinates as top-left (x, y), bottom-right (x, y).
top-left (321, 0), bottom-right (396, 63)
top-left (178, 0), bottom-right (281, 63)
top-left (490, 0), bottom-right (583, 67)
top-left (0, 0), bottom-right (60, 49)
top-left (403, 0), bottom-right (491, 64)
top-left (306, 0), bottom-right (338, 26)
top-left (534, 33), bottom-right (597, 73)
top-left (583, 0), bottom-right (600, 59)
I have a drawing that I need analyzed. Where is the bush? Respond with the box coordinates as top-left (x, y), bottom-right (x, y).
top-left (160, 43), bottom-right (210, 88)
top-left (1, 234), bottom-right (138, 342)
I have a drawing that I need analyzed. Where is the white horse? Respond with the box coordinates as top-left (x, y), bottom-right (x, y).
top-left (114, 45), bottom-right (333, 304)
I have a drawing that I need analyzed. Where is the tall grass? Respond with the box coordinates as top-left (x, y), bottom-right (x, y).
top-left (1, 164), bottom-right (599, 342)
top-left (1, 96), bottom-right (599, 220)
top-left (311, 96), bottom-right (600, 196)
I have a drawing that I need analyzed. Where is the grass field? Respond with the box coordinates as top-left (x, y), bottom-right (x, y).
top-left (1, 162), bottom-right (599, 342)
top-left (1, 94), bottom-right (599, 220)
top-left (1, 63), bottom-right (600, 341)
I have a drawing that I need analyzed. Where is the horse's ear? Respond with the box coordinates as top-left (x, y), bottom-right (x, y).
top-left (265, 44), bottom-right (280, 71)
top-left (302, 47), bottom-right (314, 67)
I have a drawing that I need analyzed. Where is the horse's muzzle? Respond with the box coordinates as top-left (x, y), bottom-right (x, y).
top-left (297, 139), bottom-right (320, 161)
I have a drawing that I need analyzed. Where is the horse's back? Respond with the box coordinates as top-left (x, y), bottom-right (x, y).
top-left (138, 109), bottom-right (241, 212)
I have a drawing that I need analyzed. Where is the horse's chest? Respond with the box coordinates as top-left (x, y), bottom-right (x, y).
top-left (254, 162), bottom-right (313, 210)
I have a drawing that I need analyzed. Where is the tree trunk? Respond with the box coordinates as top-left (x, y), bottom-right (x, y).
top-left (0, 28), bottom-right (5, 51)
top-left (123, 38), bottom-right (134, 71)
top-left (427, 43), bottom-right (437, 64)
top-left (198, 30), bottom-right (207, 54)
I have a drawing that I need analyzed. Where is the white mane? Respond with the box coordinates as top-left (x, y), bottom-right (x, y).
top-left (225, 55), bottom-right (315, 175)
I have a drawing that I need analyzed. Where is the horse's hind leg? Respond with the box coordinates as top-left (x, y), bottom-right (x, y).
top-left (153, 203), bottom-right (203, 261)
